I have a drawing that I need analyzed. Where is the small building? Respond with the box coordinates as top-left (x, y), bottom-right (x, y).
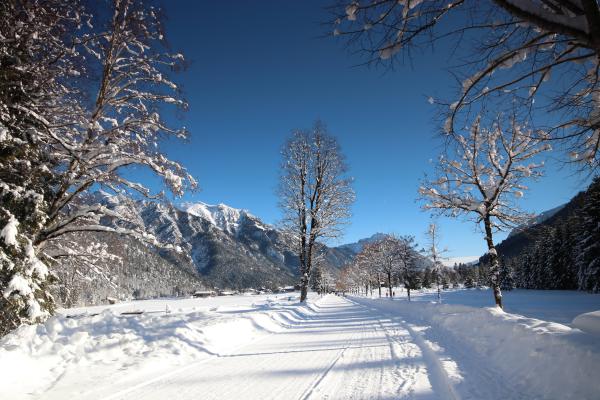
top-left (192, 290), bottom-right (215, 298)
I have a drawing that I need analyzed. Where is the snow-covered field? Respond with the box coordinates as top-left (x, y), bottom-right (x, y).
top-left (380, 287), bottom-right (600, 325)
top-left (1, 290), bottom-right (600, 399)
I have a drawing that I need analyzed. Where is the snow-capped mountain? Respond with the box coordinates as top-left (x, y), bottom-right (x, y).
top-left (182, 202), bottom-right (261, 235)
top-left (88, 195), bottom-right (356, 289)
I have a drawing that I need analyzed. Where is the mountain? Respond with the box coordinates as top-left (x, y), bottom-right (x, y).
top-left (55, 194), bottom-right (441, 305)
top-left (482, 188), bottom-right (589, 262)
top-left (507, 204), bottom-right (565, 238)
top-left (336, 233), bottom-right (390, 254)
top-left (92, 196), bottom-right (356, 290)
top-left (50, 231), bottom-right (204, 307)
top-left (478, 177), bottom-right (600, 292)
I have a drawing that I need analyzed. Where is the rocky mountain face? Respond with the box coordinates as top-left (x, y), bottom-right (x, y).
top-left (93, 195), bottom-right (357, 290)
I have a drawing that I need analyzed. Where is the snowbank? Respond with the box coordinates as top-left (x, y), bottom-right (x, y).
top-left (572, 310), bottom-right (600, 336)
top-left (350, 296), bottom-right (600, 400)
top-left (0, 295), bottom-right (321, 399)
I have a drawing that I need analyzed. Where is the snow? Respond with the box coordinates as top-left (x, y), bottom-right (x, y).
top-left (2, 291), bottom-right (600, 399)
top-left (183, 202), bottom-right (248, 233)
top-left (383, 287), bottom-right (600, 325)
top-left (0, 293), bottom-right (307, 399)
top-left (3, 274), bottom-right (33, 297)
top-left (351, 294), bottom-right (600, 399)
top-left (573, 310), bottom-right (600, 336)
top-left (0, 214), bottom-right (19, 248)
top-left (345, 3), bottom-right (358, 21)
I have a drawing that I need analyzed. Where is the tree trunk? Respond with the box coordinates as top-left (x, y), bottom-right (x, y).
top-left (378, 273), bottom-right (382, 297)
top-left (484, 217), bottom-right (503, 308)
top-left (300, 273), bottom-right (309, 302)
top-left (407, 287), bottom-right (411, 302)
top-left (387, 271), bottom-right (392, 299)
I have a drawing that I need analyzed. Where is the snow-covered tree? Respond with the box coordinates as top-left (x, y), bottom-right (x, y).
top-left (358, 241), bottom-right (384, 297)
top-left (330, 0), bottom-right (600, 169)
top-left (279, 121), bottom-right (355, 302)
top-left (394, 235), bottom-right (419, 301)
top-left (356, 234), bottom-right (419, 299)
top-left (371, 235), bottom-right (403, 298)
top-left (499, 257), bottom-right (515, 291)
top-left (46, 234), bottom-right (122, 307)
top-left (422, 223), bottom-right (448, 302)
top-left (1, 0), bottom-right (194, 335)
top-left (419, 117), bottom-right (551, 308)
top-left (0, 0), bottom-right (86, 335)
top-left (311, 253), bottom-right (334, 295)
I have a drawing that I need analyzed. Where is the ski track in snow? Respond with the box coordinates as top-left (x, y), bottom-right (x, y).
top-left (37, 295), bottom-right (526, 400)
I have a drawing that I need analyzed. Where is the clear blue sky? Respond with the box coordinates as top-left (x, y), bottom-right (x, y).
top-left (149, 1), bottom-right (590, 258)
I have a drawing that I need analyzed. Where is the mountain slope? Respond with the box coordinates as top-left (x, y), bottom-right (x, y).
top-left (95, 197), bottom-right (356, 289)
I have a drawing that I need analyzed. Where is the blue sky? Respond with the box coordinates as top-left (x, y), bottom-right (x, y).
top-left (150, 1), bottom-right (590, 258)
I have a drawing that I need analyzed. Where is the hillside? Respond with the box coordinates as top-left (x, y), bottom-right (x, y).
top-left (61, 194), bottom-right (359, 299)
top-left (480, 177), bottom-right (600, 292)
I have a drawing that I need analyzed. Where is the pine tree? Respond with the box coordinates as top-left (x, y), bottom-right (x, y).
top-left (499, 258), bottom-right (514, 291)
top-left (576, 178), bottom-right (600, 292)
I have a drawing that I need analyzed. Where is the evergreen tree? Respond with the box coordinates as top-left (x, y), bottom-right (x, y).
top-left (576, 178), bottom-right (600, 292)
top-left (499, 259), bottom-right (514, 291)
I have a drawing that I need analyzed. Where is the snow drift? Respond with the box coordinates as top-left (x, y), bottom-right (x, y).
top-left (0, 295), bottom-right (321, 399)
top-left (351, 296), bottom-right (600, 400)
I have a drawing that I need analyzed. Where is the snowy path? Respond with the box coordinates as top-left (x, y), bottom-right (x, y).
top-left (5, 292), bottom-right (600, 399)
top-left (82, 295), bottom-right (518, 400)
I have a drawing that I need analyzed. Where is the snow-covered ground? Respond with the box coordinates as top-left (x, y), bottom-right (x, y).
top-left (1, 290), bottom-right (600, 399)
top-left (380, 287), bottom-right (600, 325)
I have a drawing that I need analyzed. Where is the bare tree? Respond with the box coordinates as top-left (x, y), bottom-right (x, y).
top-left (372, 235), bottom-right (403, 299)
top-left (279, 121), bottom-right (355, 302)
top-left (356, 242), bottom-right (383, 297)
top-left (353, 234), bottom-right (418, 299)
top-left (419, 116), bottom-right (551, 307)
top-left (422, 223), bottom-right (448, 302)
top-left (330, 0), bottom-right (600, 169)
top-left (394, 235), bottom-right (419, 301)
